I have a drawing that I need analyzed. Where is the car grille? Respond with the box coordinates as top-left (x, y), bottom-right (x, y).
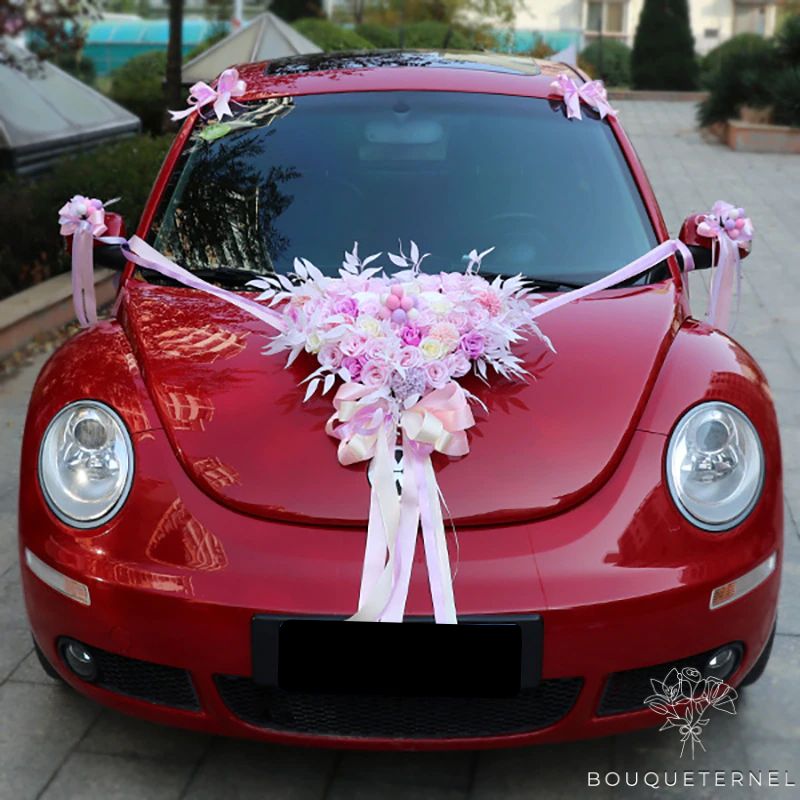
top-left (83, 643), bottom-right (200, 711)
top-left (598, 647), bottom-right (724, 716)
top-left (214, 675), bottom-right (582, 739)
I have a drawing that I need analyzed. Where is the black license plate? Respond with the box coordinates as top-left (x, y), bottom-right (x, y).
top-left (252, 615), bottom-right (542, 697)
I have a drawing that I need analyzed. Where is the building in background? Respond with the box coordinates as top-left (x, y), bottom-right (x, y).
top-left (321, 0), bottom-right (787, 56)
top-left (513, 0), bottom-right (784, 56)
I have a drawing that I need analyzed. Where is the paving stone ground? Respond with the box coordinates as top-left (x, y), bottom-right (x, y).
top-left (1, 101), bottom-right (799, 799)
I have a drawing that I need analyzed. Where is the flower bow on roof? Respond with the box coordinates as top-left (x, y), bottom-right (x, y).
top-left (550, 75), bottom-right (618, 121)
top-left (169, 68), bottom-right (247, 122)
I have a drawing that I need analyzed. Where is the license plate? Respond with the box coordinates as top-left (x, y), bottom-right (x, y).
top-left (251, 615), bottom-right (542, 697)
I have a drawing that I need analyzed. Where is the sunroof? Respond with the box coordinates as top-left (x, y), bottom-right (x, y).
top-left (264, 50), bottom-right (542, 77)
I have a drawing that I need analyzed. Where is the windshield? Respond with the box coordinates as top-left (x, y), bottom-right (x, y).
top-left (150, 91), bottom-right (657, 284)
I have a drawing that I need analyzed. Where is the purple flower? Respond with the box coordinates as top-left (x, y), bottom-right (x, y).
top-left (390, 368), bottom-right (427, 401)
top-left (400, 325), bottom-right (422, 346)
top-left (342, 355), bottom-right (364, 381)
top-left (459, 331), bottom-right (486, 359)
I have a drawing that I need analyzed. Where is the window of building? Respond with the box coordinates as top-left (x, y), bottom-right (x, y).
top-left (733, 2), bottom-right (767, 35)
top-left (585, 1), bottom-right (627, 36)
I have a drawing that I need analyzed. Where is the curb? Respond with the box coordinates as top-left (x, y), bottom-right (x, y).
top-left (608, 90), bottom-right (709, 102)
top-left (0, 270), bottom-right (117, 361)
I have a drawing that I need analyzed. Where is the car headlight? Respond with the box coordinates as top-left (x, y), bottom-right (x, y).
top-left (39, 401), bottom-right (134, 528)
top-left (666, 401), bottom-right (763, 531)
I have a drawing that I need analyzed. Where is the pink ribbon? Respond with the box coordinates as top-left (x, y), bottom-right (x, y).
top-left (326, 381), bottom-right (474, 624)
top-left (695, 201), bottom-right (753, 332)
top-left (169, 68), bottom-right (246, 122)
top-left (550, 75), bottom-right (618, 121)
top-left (58, 195), bottom-right (123, 328)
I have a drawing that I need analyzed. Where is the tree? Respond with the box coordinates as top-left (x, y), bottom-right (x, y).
top-left (165, 0), bottom-right (184, 126)
top-left (0, 0), bottom-right (100, 70)
top-left (631, 0), bottom-right (698, 90)
top-left (271, 0), bottom-right (322, 21)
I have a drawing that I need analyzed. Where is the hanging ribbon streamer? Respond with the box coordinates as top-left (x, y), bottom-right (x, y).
top-left (61, 194), bottom-right (753, 624)
top-left (696, 202), bottom-right (753, 332)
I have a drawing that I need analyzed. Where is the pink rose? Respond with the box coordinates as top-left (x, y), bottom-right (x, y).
top-left (398, 345), bottom-right (423, 369)
top-left (446, 311), bottom-right (469, 332)
top-left (361, 361), bottom-right (390, 388)
top-left (445, 350), bottom-right (471, 378)
top-left (365, 338), bottom-right (390, 362)
top-left (425, 360), bottom-right (450, 389)
top-left (334, 297), bottom-right (359, 318)
top-left (341, 355), bottom-right (365, 381)
top-left (400, 325), bottom-right (422, 346)
top-left (460, 331), bottom-right (486, 359)
top-left (340, 332), bottom-right (367, 357)
top-left (318, 343), bottom-right (343, 370)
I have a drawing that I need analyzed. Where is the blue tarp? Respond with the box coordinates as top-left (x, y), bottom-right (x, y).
top-left (83, 17), bottom-right (226, 76)
top-left (497, 30), bottom-right (582, 55)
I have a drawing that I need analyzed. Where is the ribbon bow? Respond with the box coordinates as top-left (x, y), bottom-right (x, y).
top-left (695, 201), bottom-right (753, 332)
top-left (58, 195), bottom-right (122, 327)
top-left (169, 68), bottom-right (247, 122)
top-left (326, 381), bottom-right (475, 624)
top-left (550, 75), bottom-right (618, 121)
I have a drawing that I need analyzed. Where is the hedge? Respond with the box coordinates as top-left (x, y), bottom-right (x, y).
top-left (579, 39), bottom-right (632, 87)
top-left (698, 15), bottom-right (800, 127)
top-left (0, 135), bottom-right (171, 301)
top-left (110, 50), bottom-right (168, 136)
top-left (292, 18), bottom-right (375, 51)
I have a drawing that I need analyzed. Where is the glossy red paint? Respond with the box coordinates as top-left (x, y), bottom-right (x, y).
top-left (19, 57), bottom-right (782, 749)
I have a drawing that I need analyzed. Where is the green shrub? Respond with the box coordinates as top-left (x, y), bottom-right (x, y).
top-left (776, 14), bottom-right (800, 64)
top-left (700, 33), bottom-right (770, 87)
top-left (292, 18), bottom-right (375, 51)
top-left (355, 22), bottom-right (399, 48)
top-left (0, 135), bottom-right (171, 301)
top-left (698, 41), bottom-right (778, 125)
top-left (632, 0), bottom-right (698, 90)
top-left (110, 50), bottom-right (167, 136)
top-left (579, 39), bottom-right (632, 87)
top-left (771, 67), bottom-right (800, 126)
top-left (402, 21), bottom-right (472, 50)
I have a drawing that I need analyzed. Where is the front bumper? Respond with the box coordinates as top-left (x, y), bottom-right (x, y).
top-left (20, 430), bottom-right (782, 749)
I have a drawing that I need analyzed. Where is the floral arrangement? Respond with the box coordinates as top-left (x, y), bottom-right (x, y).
top-left (248, 242), bottom-right (553, 408)
top-left (696, 201), bottom-right (753, 244)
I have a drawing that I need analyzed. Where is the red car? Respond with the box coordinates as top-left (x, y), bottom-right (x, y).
top-left (20, 52), bottom-right (781, 749)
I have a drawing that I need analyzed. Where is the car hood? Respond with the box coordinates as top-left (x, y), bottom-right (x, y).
top-left (122, 280), bottom-right (681, 527)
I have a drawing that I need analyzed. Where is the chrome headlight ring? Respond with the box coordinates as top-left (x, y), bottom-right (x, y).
top-left (666, 401), bottom-right (764, 532)
top-left (38, 400), bottom-right (134, 529)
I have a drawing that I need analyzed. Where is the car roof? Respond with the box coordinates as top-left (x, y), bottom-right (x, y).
top-left (234, 50), bottom-right (585, 101)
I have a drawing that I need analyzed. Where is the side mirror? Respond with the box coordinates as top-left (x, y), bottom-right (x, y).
top-left (678, 213), bottom-right (751, 271)
top-left (93, 212), bottom-right (129, 271)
